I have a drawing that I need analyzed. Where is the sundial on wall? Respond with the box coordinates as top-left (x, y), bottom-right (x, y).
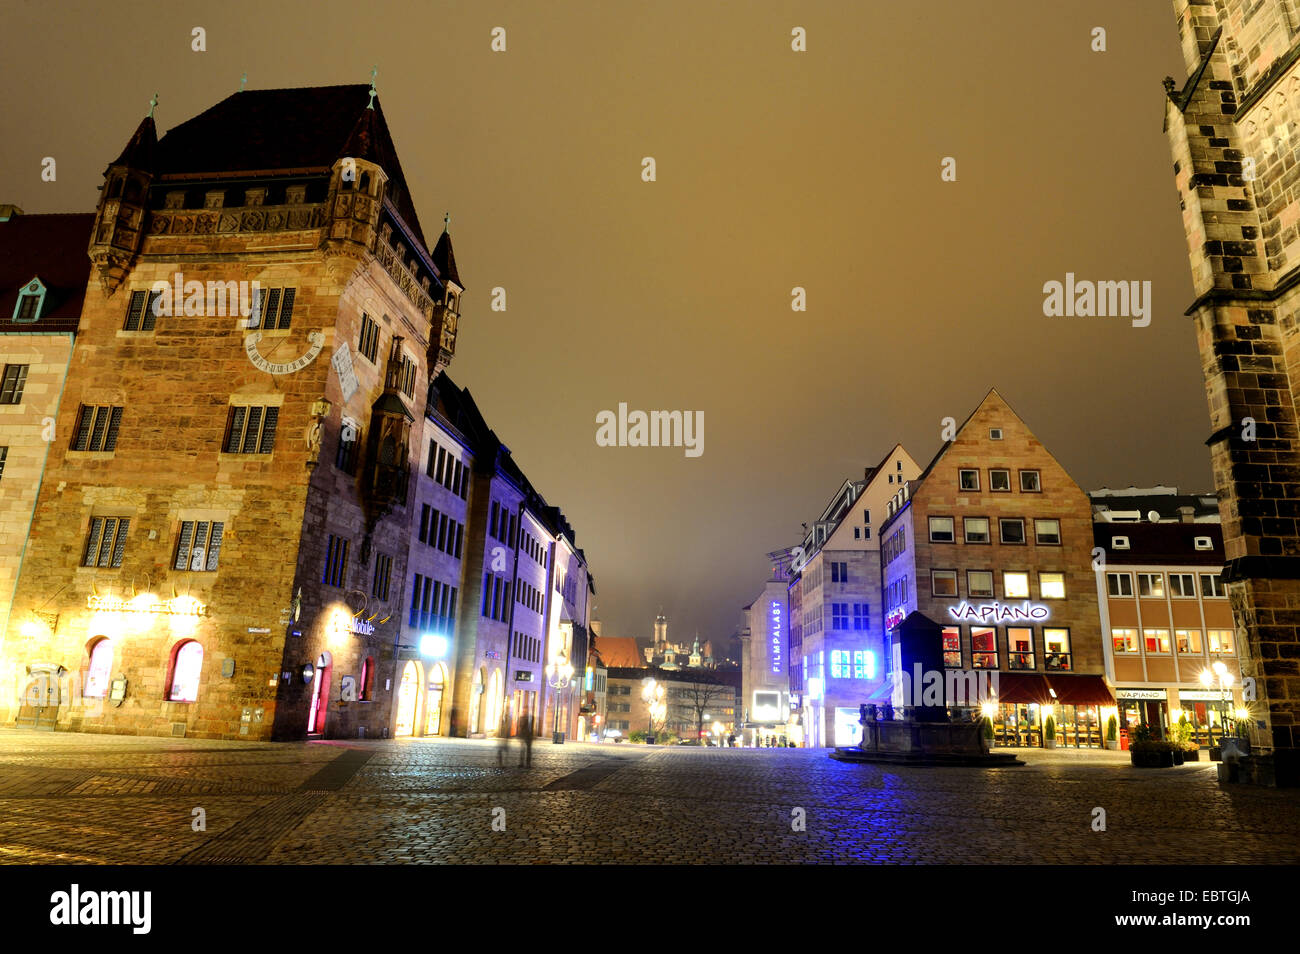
top-left (244, 330), bottom-right (326, 375)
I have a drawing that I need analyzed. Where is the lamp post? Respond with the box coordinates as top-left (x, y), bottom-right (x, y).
top-left (1201, 663), bottom-right (1236, 747)
top-left (546, 652), bottom-right (574, 745)
top-left (642, 677), bottom-right (664, 743)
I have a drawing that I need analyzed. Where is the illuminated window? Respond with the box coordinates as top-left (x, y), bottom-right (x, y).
top-left (989, 469), bottom-right (1011, 492)
top-left (1007, 628), bottom-right (1034, 669)
top-left (929, 516), bottom-right (955, 543)
top-left (830, 650), bottom-right (852, 678)
top-left (1200, 574), bottom-right (1226, 598)
top-left (972, 627), bottom-right (997, 669)
top-left (1143, 628), bottom-right (1171, 654)
top-left (1039, 572), bottom-right (1065, 599)
top-left (1111, 628), bottom-right (1138, 653)
top-left (941, 626), bottom-right (962, 668)
top-left (168, 640), bottom-right (204, 702)
top-left (931, 569), bottom-right (957, 597)
top-left (1106, 572), bottom-right (1133, 597)
top-left (84, 639), bottom-right (113, 698)
top-left (1003, 571), bottom-right (1030, 599)
top-left (853, 651), bottom-right (875, 679)
top-left (1138, 573), bottom-right (1164, 598)
top-left (1175, 629), bottom-right (1202, 654)
top-left (1043, 629), bottom-right (1071, 670)
top-left (1033, 519), bottom-right (1061, 545)
top-left (963, 517), bottom-right (989, 543)
top-left (967, 570), bottom-right (994, 597)
top-left (1207, 629), bottom-right (1234, 654)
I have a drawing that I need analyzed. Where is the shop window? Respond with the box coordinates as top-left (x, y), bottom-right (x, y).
top-left (972, 627), bottom-right (997, 669)
top-left (1112, 628), bottom-right (1138, 653)
top-left (1207, 629), bottom-right (1234, 654)
top-left (1019, 470), bottom-right (1041, 492)
top-left (1137, 573), bottom-right (1164, 598)
top-left (999, 518), bottom-right (1026, 545)
top-left (1106, 572), bottom-right (1133, 597)
top-left (1175, 629), bottom-right (1202, 654)
top-left (1169, 573), bottom-right (1196, 598)
top-left (1033, 519), bottom-right (1061, 545)
top-left (1143, 628), bottom-right (1171, 654)
top-left (928, 516), bottom-right (954, 543)
top-left (1007, 628), bottom-right (1034, 669)
top-left (1043, 629), bottom-right (1071, 671)
top-left (84, 638), bottom-right (113, 698)
top-left (963, 517), bottom-right (989, 544)
top-left (958, 469), bottom-right (980, 491)
top-left (1003, 571), bottom-right (1030, 599)
top-left (931, 569), bottom-right (957, 597)
top-left (168, 640), bottom-right (204, 702)
top-left (967, 570), bottom-right (994, 597)
top-left (989, 469), bottom-right (1011, 492)
top-left (1039, 572), bottom-right (1065, 599)
top-left (941, 627), bottom-right (962, 668)
top-left (1199, 574), bottom-right (1226, 598)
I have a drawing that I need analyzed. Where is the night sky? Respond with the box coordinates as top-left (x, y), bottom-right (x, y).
top-left (2, 1), bottom-right (1198, 649)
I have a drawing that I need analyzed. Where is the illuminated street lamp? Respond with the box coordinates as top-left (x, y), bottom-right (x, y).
top-left (547, 651), bottom-right (575, 744)
top-left (642, 677), bottom-right (665, 743)
top-left (1201, 664), bottom-right (1236, 746)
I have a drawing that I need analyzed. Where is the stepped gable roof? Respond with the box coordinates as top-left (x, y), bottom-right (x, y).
top-left (0, 213), bottom-right (96, 334)
top-left (153, 84), bottom-right (427, 249)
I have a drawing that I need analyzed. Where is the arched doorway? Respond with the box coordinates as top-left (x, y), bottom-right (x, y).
top-left (485, 670), bottom-right (503, 736)
top-left (425, 663), bottom-right (446, 735)
top-left (395, 660), bottom-right (422, 737)
top-left (308, 651), bottom-right (332, 735)
top-left (470, 668), bottom-right (485, 734)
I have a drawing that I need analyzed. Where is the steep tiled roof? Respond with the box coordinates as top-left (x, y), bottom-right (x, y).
top-left (432, 229), bottom-right (462, 288)
top-left (596, 637), bottom-right (644, 669)
top-left (152, 85), bottom-right (427, 248)
top-left (0, 213), bottom-right (96, 334)
top-left (1093, 522), bottom-right (1224, 566)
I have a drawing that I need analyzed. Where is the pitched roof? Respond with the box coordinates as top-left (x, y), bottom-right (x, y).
top-left (432, 229), bottom-right (462, 288)
top-left (1092, 522), bottom-right (1224, 565)
top-left (151, 85), bottom-right (428, 248)
top-left (110, 115), bottom-right (157, 173)
top-left (596, 636), bottom-right (644, 669)
top-left (0, 213), bottom-right (96, 334)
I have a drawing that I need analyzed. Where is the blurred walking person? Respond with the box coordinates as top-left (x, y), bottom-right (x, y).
top-left (496, 700), bottom-right (512, 767)
top-left (519, 700), bottom-right (535, 767)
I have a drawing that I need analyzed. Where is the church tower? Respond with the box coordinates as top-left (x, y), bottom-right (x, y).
top-left (1164, 0), bottom-right (1300, 785)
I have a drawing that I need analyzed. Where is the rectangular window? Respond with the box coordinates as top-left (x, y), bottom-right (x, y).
top-left (0, 364), bottom-right (29, 404)
top-left (1143, 628), bottom-right (1171, 654)
top-left (250, 287), bottom-right (295, 330)
top-left (830, 561), bottom-right (847, 583)
top-left (1039, 572), bottom-right (1065, 599)
top-left (853, 603), bottom-right (868, 630)
top-left (967, 570), bottom-right (994, 598)
top-left (1137, 573), bottom-right (1164, 598)
top-left (123, 289), bottom-right (161, 331)
top-left (174, 520), bottom-right (224, 571)
top-left (1003, 571), bottom-right (1030, 599)
top-left (0, 446), bottom-right (6, 481)
top-left (71, 405), bottom-right (124, 452)
top-left (958, 469), bottom-right (980, 491)
top-left (1019, 470), bottom-right (1041, 492)
top-left (929, 516), bottom-right (955, 542)
top-left (1169, 573), bottom-right (1196, 598)
top-left (322, 534), bottom-right (349, 587)
top-left (335, 422), bottom-right (359, 474)
top-left (1007, 627), bottom-right (1034, 670)
top-left (999, 518), bottom-right (1026, 545)
top-left (1043, 629), bottom-right (1071, 670)
top-left (1112, 628), bottom-right (1138, 653)
top-left (830, 649), bottom-right (851, 679)
top-left (1033, 518), bottom-right (1061, 545)
top-left (941, 626), bottom-right (962, 668)
top-left (1200, 574), bottom-right (1226, 598)
top-left (358, 313), bottom-right (381, 363)
top-left (963, 517), bottom-right (989, 544)
top-left (972, 627), bottom-right (997, 669)
top-left (15, 293), bottom-right (40, 322)
top-left (931, 569), bottom-right (958, 597)
top-left (372, 553), bottom-right (392, 600)
top-left (989, 469), bottom-right (1011, 492)
top-left (224, 404), bottom-right (278, 454)
top-left (490, 501), bottom-right (499, 539)
top-left (1175, 629), bottom-right (1202, 654)
top-left (1107, 572), bottom-right (1134, 597)
top-left (437, 513), bottom-right (448, 552)
top-left (1207, 629), bottom-right (1234, 654)
top-left (831, 603), bottom-right (849, 629)
top-left (82, 516), bottom-right (129, 568)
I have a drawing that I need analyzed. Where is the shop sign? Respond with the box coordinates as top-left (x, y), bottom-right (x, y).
top-left (885, 607), bottom-right (907, 630)
top-left (948, 601), bottom-right (1049, 623)
top-left (1115, 688), bottom-right (1167, 701)
top-left (769, 600), bottom-right (783, 676)
top-left (515, 670), bottom-right (533, 682)
top-left (248, 626), bottom-right (271, 634)
top-left (87, 594), bottom-right (207, 616)
top-left (1178, 689), bottom-right (1231, 702)
top-left (484, 650), bottom-right (501, 659)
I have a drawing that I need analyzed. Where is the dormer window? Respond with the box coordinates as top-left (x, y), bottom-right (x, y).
top-left (1194, 536), bottom-right (1213, 550)
top-left (12, 278), bottom-right (45, 322)
top-left (1111, 536), bottom-right (1130, 550)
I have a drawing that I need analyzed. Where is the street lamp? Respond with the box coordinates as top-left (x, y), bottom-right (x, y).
top-left (1201, 664), bottom-right (1235, 746)
top-left (547, 651), bottom-right (575, 745)
top-left (642, 677), bottom-right (665, 743)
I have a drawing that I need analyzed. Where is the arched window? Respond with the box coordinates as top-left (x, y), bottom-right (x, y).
top-left (168, 640), bottom-right (204, 702)
top-left (84, 638), bottom-right (113, 698)
top-left (360, 656), bottom-right (375, 701)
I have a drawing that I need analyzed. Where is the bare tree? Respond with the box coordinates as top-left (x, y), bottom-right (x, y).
top-left (681, 678), bottom-right (732, 742)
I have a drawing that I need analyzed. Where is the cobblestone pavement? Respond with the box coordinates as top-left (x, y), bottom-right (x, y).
top-left (0, 728), bottom-right (1296, 864)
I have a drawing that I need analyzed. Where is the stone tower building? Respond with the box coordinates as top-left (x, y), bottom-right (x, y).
top-left (1164, 0), bottom-right (1300, 784)
top-left (0, 84), bottom-right (463, 741)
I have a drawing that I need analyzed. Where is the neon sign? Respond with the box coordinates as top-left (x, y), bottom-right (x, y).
top-left (769, 601), bottom-right (783, 675)
top-left (948, 601), bottom-right (1049, 623)
top-left (86, 594), bottom-right (207, 617)
top-left (885, 606), bottom-right (906, 630)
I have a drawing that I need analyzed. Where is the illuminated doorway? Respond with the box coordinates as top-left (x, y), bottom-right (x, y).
top-left (485, 670), bottom-right (503, 736)
top-left (308, 651), bottom-right (332, 735)
top-left (425, 664), bottom-right (446, 735)
top-left (470, 668), bottom-right (484, 734)
top-left (395, 660), bottom-right (422, 737)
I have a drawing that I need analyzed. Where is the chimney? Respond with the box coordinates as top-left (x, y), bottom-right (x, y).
top-left (1178, 506), bottom-right (1195, 524)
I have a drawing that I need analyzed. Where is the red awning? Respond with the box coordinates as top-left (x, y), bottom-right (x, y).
top-left (987, 672), bottom-right (1053, 705)
top-left (1045, 674), bottom-right (1115, 706)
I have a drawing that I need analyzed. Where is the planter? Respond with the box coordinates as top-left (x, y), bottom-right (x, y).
top-left (1182, 748), bottom-right (1202, 762)
top-left (1171, 748), bottom-right (1185, 765)
top-left (1131, 748), bottom-right (1175, 768)
top-left (1105, 739), bottom-right (1119, 751)
top-left (1043, 739), bottom-right (1057, 749)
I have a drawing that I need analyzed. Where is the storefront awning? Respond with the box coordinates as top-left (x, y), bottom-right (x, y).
top-left (989, 673), bottom-right (1053, 705)
top-left (1045, 674), bottom-right (1114, 706)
